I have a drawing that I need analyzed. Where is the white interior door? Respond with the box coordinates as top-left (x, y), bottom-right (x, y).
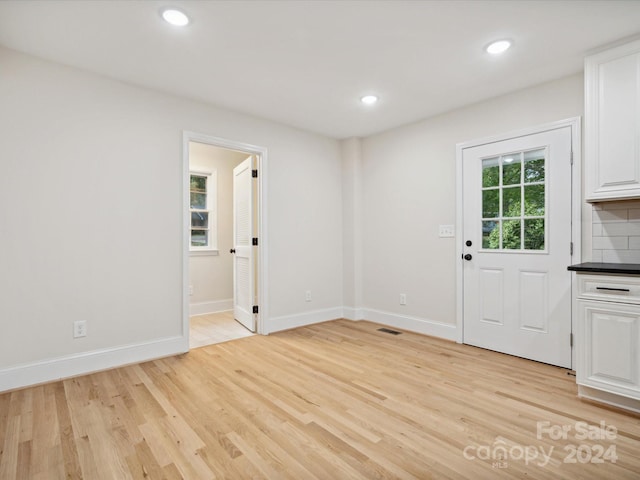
top-left (232, 156), bottom-right (255, 332)
top-left (462, 127), bottom-right (573, 368)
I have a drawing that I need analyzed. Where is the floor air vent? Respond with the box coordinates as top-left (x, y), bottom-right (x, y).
top-left (377, 328), bottom-right (402, 335)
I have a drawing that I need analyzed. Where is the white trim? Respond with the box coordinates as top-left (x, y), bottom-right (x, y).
top-left (455, 117), bottom-right (582, 362)
top-left (267, 307), bottom-right (344, 333)
top-left (189, 249), bottom-right (219, 257)
top-left (0, 336), bottom-right (187, 393)
top-left (578, 385), bottom-right (640, 414)
top-left (183, 132), bottom-right (269, 341)
top-left (361, 308), bottom-right (457, 341)
top-left (270, 307), bottom-right (457, 340)
top-left (189, 299), bottom-right (233, 316)
top-left (342, 306), bottom-right (366, 321)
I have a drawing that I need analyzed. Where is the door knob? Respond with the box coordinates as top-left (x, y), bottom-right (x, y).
top-left (230, 248), bottom-right (236, 254)
top-left (464, 253), bottom-right (472, 261)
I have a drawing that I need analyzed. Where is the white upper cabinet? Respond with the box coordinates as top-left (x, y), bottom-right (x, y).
top-left (585, 39), bottom-right (640, 202)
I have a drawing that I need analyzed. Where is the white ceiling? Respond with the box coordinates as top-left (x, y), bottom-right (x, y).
top-left (1, 1), bottom-right (640, 139)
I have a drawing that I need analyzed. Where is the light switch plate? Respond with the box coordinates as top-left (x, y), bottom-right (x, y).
top-left (439, 224), bottom-right (455, 237)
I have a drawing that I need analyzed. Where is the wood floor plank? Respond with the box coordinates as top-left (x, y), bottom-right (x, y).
top-left (190, 310), bottom-right (254, 349)
top-left (0, 414), bottom-right (19, 479)
top-left (1, 319), bottom-right (640, 478)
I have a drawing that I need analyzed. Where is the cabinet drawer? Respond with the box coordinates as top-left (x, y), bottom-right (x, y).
top-left (577, 274), bottom-right (640, 304)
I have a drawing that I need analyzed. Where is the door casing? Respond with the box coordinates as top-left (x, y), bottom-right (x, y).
top-left (455, 117), bottom-right (582, 367)
top-left (182, 131), bottom-right (268, 348)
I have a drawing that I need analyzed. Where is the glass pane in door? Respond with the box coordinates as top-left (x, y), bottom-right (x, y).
top-left (502, 154), bottom-right (522, 185)
top-left (482, 157), bottom-right (500, 187)
top-left (482, 189), bottom-right (499, 218)
top-left (482, 220), bottom-right (500, 249)
top-left (524, 219), bottom-right (545, 250)
top-left (502, 219), bottom-right (522, 249)
top-left (480, 148), bottom-right (547, 252)
top-left (524, 149), bottom-right (545, 182)
top-left (524, 184), bottom-right (544, 216)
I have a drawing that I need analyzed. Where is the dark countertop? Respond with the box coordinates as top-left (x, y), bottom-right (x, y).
top-left (568, 262), bottom-right (640, 275)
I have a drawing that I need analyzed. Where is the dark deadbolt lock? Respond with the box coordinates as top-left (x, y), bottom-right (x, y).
top-left (466, 240), bottom-right (472, 247)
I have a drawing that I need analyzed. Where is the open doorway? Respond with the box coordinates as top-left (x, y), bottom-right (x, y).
top-left (183, 132), bottom-right (267, 349)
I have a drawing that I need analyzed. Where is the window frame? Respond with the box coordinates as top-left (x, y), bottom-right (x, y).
top-left (189, 169), bottom-right (218, 255)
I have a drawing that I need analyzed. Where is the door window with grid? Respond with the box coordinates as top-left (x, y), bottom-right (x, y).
top-left (481, 149), bottom-right (546, 251)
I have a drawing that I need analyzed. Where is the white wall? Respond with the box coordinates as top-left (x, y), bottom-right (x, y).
top-left (341, 138), bottom-right (363, 318)
top-left (0, 44), bottom-right (587, 391)
top-left (355, 74), bottom-right (584, 337)
top-left (188, 143), bottom-right (246, 315)
top-left (0, 47), bottom-right (343, 390)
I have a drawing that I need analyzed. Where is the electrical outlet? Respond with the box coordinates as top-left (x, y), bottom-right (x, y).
top-left (439, 224), bottom-right (455, 237)
top-left (189, 285), bottom-right (194, 296)
top-left (400, 293), bottom-right (407, 305)
top-left (73, 320), bottom-right (87, 338)
top-left (305, 290), bottom-right (312, 302)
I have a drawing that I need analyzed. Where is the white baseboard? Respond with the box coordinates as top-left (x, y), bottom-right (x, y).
top-left (189, 298), bottom-right (233, 316)
top-left (578, 385), bottom-right (640, 414)
top-left (1, 306), bottom-right (456, 392)
top-left (268, 306), bottom-right (457, 340)
top-left (342, 306), bottom-right (365, 321)
top-left (268, 307), bottom-right (344, 334)
top-left (359, 308), bottom-right (458, 341)
top-left (0, 335), bottom-right (188, 393)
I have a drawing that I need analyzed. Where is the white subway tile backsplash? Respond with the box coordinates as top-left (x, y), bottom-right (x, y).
top-left (591, 249), bottom-right (603, 262)
top-left (625, 223), bottom-right (640, 236)
top-left (602, 249), bottom-right (640, 263)
top-left (629, 209), bottom-right (640, 221)
top-left (591, 203), bottom-right (640, 264)
top-left (629, 237), bottom-right (640, 250)
top-left (593, 209), bottom-right (628, 223)
top-left (592, 236), bottom-right (628, 250)
top-left (600, 222), bottom-right (630, 236)
top-left (592, 223), bottom-right (603, 236)
top-left (593, 201), bottom-right (640, 210)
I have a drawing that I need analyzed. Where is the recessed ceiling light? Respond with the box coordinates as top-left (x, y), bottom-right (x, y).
top-left (361, 95), bottom-right (379, 105)
top-left (162, 8), bottom-right (190, 27)
top-left (486, 40), bottom-right (512, 55)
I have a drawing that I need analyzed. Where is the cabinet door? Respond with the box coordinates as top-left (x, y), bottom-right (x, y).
top-left (585, 39), bottom-right (640, 202)
top-left (577, 300), bottom-right (640, 399)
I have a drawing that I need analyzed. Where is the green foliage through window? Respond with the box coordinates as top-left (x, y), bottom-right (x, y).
top-left (481, 150), bottom-right (546, 251)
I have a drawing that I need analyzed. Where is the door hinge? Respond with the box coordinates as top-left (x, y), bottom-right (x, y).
top-left (570, 151), bottom-right (574, 165)
top-left (253, 305), bottom-right (259, 314)
top-left (570, 242), bottom-right (574, 256)
top-left (570, 333), bottom-right (573, 347)
top-left (252, 237), bottom-right (258, 246)
top-left (252, 169), bottom-right (258, 178)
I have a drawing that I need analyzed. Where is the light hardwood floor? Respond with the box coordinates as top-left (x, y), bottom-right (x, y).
top-left (189, 311), bottom-right (254, 349)
top-left (1, 319), bottom-right (639, 479)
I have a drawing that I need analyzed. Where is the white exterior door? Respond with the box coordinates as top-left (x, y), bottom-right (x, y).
top-left (462, 127), bottom-right (573, 368)
top-left (232, 156), bottom-right (255, 332)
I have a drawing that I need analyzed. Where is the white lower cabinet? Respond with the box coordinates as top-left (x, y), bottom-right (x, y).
top-left (577, 300), bottom-right (640, 400)
top-left (573, 272), bottom-right (640, 412)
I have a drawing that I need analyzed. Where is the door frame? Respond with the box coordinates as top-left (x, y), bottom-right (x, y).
top-left (455, 117), bottom-right (582, 364)
top-left (182, 131), bottom-right (269, 346)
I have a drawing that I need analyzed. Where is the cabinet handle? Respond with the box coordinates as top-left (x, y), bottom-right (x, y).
top-left (596, 287), bottom-right (630, 292)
